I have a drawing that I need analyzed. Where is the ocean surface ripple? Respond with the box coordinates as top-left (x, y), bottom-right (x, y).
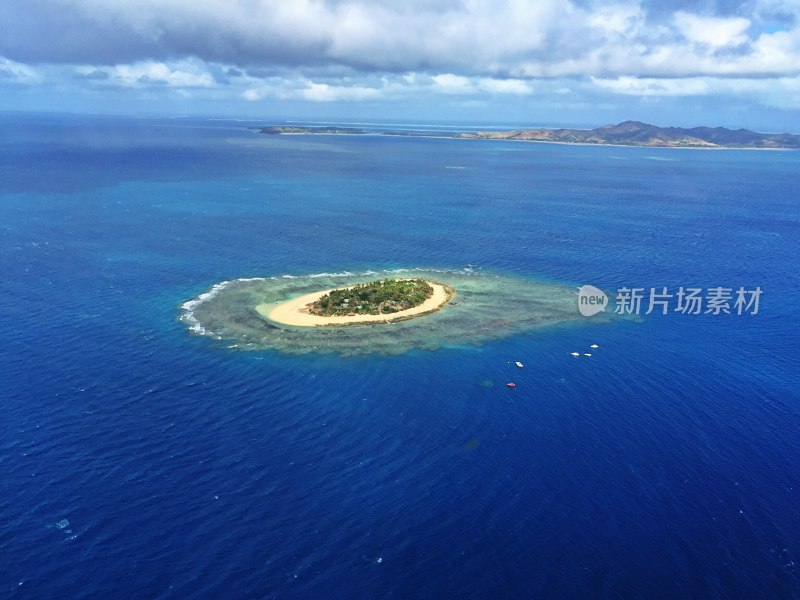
top-left (1, 114), bottom-right (798, 599)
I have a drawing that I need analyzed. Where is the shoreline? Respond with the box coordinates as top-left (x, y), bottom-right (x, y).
top-left (257, 280), bottom-right (455, 327)
top-left (265, 131), bottom-right (796, 150)
top-left (255, 124), bottom-right (800, 151)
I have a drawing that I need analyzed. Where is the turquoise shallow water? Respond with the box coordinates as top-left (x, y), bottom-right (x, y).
top-left (1, 113), bottom-right (799, 598)
top-left (181, 268), bottom-right (604, 355)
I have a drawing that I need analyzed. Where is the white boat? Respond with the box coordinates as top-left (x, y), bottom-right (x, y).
top-left (570, 352), bottom-right (580, 357)
top-left (590, 344), bottom-right (599, 349)
top-left (515, 361), bottom-right (524, 368)
top-left (584, 353), bottom-right (592, 357)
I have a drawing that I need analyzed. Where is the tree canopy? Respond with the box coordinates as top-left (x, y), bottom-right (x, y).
top-left (309, 279), bottom-right (433, 316)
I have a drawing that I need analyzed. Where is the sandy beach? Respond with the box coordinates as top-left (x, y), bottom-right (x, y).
top-left (257, 281), bottom-right (453, 327)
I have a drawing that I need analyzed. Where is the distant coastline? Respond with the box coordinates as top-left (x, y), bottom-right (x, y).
top-left (258, 121), bottom-right (800, 149)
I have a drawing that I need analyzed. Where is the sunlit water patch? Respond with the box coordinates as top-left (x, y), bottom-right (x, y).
top-left (180, 268), bottom-right (611, 355)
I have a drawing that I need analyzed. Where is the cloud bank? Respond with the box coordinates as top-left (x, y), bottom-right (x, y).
top-left (1, 0), bottom-right (798, 124)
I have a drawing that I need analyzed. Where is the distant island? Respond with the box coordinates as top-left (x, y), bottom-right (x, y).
top-left (258, 279), bottom-right (455, 327)
top-left (259, 125), bottom-right (363, 135)
top-left (456, 121), bottom-right (800, 148)
top-left (259, 121), bottom-right (800, 149)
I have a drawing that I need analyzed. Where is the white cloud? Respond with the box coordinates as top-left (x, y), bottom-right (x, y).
top-left (478, 78), bottom-right (532, 95)
top-left (432, 74), bottom-right (532, 95)
top-left (0, 57), bottom-right (39, 83)
top-left (110, 61), bottom-right (215, 88)
top-left (242, 87), bottom-right (269, 101)
top-left (673, 12), bottom-right (751, 48)
top-left (2, 0), bottom-right (800, 123)
top-left (240, 74), bottom-right (393, 103)
top-left (589, 3), bottom-right (645, 37)
top-left (3, 0), bottom-right (800, 81)
top-left (72, 60), bottom-right (216, 88)
top-left (591, 76), bottom-right (714, 96)
top-left (591, 74), bottom-right (800, 112)
top-left (746, 27), bottom-right (800, 72)
top-left (431, 74), bottom-right (474, 94)
top-left (295, 82), bottom-right (383, 102)
top-left (236, 72), bottom-right (532, 104)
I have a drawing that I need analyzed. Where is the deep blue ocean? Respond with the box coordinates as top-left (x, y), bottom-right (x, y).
top-left (2, 113), bottom-right (799, 599)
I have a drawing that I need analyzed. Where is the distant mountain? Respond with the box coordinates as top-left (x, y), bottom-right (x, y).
top-left (257, 121), bottom-right (800, 148)
top-left (456, 120), bottom-right (800, 148)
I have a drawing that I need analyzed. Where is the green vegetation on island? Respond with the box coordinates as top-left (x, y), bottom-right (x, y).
top-left (309, 279), bottom-right (433, 316)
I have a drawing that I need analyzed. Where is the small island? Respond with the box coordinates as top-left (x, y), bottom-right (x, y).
top-left (257, 279), bottom-right (454, 327)
top-left (259, 126), bottom-right (364, 135)
top-left (182, 269), bottom-right (589, 355)
top-left (310, 278), bottom-right (433, 316)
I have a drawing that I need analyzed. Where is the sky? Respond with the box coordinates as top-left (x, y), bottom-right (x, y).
top-left (1, 0), bottom-right (799, 130)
